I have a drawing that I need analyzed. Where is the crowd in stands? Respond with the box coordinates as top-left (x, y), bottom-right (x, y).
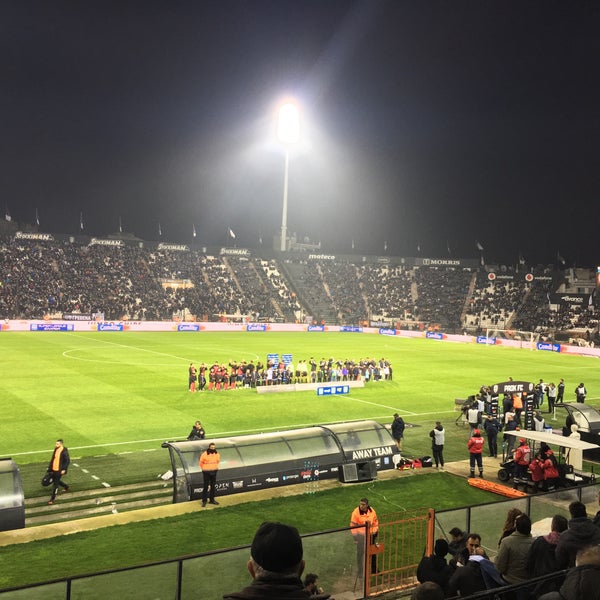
top-left (415, 498), bottom-right (600, 600)
top-left (1, 237), bottom-right (598, 340)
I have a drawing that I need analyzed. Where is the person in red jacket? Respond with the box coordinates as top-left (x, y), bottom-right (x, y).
top-left (542, 448), bottom-right (560, 491)
top-left (468, 429), bottom-right (485, 478)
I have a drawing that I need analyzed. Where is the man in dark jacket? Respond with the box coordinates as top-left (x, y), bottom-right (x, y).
top-left (416, 539), bottom-right (453, 594)
top-left (223, 521), bottom-right (330, 599)
top-left (555, 501), bottom-right (600, 569)
top-left (391, 413), bottom-right (405, 451)
top-left (448, 543), bottom-right (502, 597)
top-left (526, 514), bottom-right (568, 597)
top-left (539, 544), bottom-right (600, 600)
top-left (483, 414), bottom-right (502, 458)
top-left (47, 439), bottom-right (70, 505)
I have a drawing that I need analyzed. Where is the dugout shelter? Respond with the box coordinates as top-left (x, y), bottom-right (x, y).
top-left (162, 420), bottom-right (398, 503)
top-left (0, 458), bottom-right (25, 531)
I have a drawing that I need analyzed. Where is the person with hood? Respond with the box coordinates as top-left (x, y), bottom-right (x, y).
top-left (555, 501), bottom-right (600, 569)
top-left (223, 521), bottom-right (330, 599)
top-left (416, 538), bottom-right (453, 594)
top-left (526, 514), bottom-right (568, 597)
top-left (539, 544), bottom-right (600, 600)
top-left (467, 429), bottom-right (485, 478)
top-left (429, 422), bottom-right (445, 470)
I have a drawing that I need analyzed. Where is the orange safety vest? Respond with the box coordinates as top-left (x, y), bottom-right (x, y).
top-left (199, 450), bottom-right (220, 472)
top-left (350, 506), bottom-right (379, 537)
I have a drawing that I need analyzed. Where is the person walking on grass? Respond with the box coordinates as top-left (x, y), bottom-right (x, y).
top-left (47, 439), bottom-right (70, 505)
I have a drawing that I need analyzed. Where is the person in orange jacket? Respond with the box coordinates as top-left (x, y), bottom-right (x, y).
top-left (199, 442), bottom-right (221, 507)
top-left (350, 497), bottom-right (379, 576)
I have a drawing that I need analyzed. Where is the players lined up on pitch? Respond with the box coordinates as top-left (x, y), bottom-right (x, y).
top-left (187, 357), bottom-right (393, 391)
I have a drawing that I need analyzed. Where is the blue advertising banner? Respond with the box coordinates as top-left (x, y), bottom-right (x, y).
top-left (307, 325), bottom-right (325, 332)
top-left (340, 326), bottom-right (363, 333)
top-left (536, 342), bottom-right (561, 353)
top-left (246, 324), bottom-right (267, 332)
top-left (282, 354), bottom-right (293, 365)
top-left (379, 328), bottom-right (397, 336)
top-left (177, 324), bottom-right (200, 331)
top-left (476, 336), bottom-right (497, 345)
top-left (426, 331), bottom-right (443, 340)
top-left (317, 385), bottom-right (350, 396)
top-left (97, 323), bottom-right (124, 331)
top-left (30, 323), bottom-right (74, 331)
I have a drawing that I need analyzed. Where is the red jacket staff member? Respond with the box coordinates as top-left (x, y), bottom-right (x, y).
top-left (350, 497), bottom-right (379, 575)
top-left (199, 442), bottom-right (221, 507)
top-left (468, 429), bottom-right (485, 479)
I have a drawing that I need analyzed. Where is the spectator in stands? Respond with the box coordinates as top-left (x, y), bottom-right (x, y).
top-left (303, 573), bottom-right (325, 596)
top-left (526, 514), bottom-right (569, 597)
top-left (448, 536), bottom-right (503, 597)
top-left (555, 501), bottom-right (600, 569)
top-left (223, 521), bottom-right (330, 599)
top-left (416, 538), bottom-right (453, 594)
top-left (447, 527), bottom-right (467, 561)
top-left (539, 544), bottom-right (600, 600)
top-left (498, 508), bottom-right (524, 546)
top-left (411, 582), bottom-right (445, 600)
top-left (495, 513), bottom-right (534, 585)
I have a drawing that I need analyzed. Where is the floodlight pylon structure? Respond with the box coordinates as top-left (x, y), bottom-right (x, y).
top-left (277, 102), bottom-right (300, 252)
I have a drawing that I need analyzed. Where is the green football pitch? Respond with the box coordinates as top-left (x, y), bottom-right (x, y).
top-left (2, 331), bottom-right (599, 495)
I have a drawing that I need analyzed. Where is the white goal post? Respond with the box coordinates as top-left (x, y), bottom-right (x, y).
top-left (484, 328), bottom-right (540, 350)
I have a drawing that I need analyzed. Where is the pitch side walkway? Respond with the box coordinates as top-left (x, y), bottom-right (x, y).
top-left (0, 458), bottom-right (504, 548)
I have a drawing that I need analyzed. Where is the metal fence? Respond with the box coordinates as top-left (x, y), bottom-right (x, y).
top-left (1, 484), bottom-right (597, 599)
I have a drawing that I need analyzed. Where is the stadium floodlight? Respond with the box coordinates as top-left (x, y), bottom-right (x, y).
top-left (277, 102), bottom-right (300, 252)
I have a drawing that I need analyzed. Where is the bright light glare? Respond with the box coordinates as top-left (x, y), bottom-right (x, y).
top-left (278, 103), bottom-right (300, 144)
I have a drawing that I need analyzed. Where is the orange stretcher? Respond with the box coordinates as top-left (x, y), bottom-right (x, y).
top-left (467, 477), bottom-right (527, 498)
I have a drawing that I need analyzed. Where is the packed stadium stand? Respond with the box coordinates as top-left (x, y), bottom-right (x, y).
top-left (1, 234), bottom-right (598, 343)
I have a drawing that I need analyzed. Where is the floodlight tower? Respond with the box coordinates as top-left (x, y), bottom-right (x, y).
top-left (277, 102), bottom-right (300, 252)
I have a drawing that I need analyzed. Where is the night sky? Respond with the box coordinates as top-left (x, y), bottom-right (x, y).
top-left (2, 1), bottom-right (599, 266)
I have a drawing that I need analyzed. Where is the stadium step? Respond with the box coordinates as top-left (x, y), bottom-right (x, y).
top-left (25, 480), bottom-right (172, 526)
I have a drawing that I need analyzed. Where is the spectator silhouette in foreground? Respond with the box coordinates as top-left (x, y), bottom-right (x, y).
top-left (223, 521), bottom-right (331, 599)
top-left (416, 538), bottom-right (453, 594)
top-left (555, 501), bottom-right (600, 569)
top-left (411, 581), bottom-right (444, 600)
top-left (539, 544), bottom-right (600, 600)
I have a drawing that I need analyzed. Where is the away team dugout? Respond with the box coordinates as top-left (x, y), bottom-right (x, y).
top-left (162, 420), bottom-right (399, 503)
